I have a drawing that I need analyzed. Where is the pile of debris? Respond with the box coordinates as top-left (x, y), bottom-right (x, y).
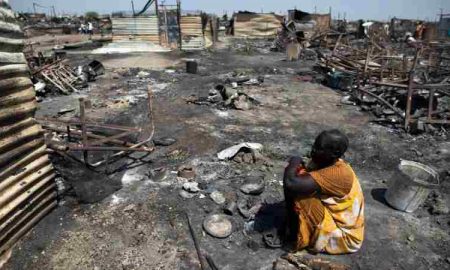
top-left (316, 34), bottom-right (450, 133)
top-left (186, 75), bottom-right (263, 110)
top-left (178, 142), bottom-right (271, 234)
top-left (27, 50), bottom-right (104, 98)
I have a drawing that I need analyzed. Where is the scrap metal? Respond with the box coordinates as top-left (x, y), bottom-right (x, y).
top-left (38, 87), bottom-right (156, 167)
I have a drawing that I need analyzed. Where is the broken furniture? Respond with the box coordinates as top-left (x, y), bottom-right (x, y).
top-left (38, 88), bottom-right (155, 167)
top-left (33, 59), bottom-right (80, 94)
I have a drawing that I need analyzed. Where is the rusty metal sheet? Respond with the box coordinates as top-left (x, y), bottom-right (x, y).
top-left (180, 16), bottom-right (205, 50)
top-left (0, 4), bottom-right (56, 259)
top-left (233, 13), bottom-right (283, 38)
top-left (112, 16), bottom-right (160, 43)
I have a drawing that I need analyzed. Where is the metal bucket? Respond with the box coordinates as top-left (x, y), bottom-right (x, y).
top-left (385, 160), bottom-right (439, 213)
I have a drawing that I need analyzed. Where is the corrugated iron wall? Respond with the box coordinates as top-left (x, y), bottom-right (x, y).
top-left (310, 14), bottom-right (331, 33)
top-left (180, 16), bottom-right (205, 50)
top-left (233, 13), bottom-right (283, 38)
top-left (438, 17), bottom-right (450, 38)
top-left (112, 16), bottom-right (160, 43)
top-left (0, 4), bottom-right (57, 258)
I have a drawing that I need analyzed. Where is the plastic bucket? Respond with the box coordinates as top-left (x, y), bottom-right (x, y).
top-left (385, 160), bottom-right (439, 213)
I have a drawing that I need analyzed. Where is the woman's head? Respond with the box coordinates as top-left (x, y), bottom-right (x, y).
top-left (310, 129), bottom-right (349, 166)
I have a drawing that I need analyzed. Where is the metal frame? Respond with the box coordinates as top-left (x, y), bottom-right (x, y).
top-left (38, 88), bottom-right (156, 167)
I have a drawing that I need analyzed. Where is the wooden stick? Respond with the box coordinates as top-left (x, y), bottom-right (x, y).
top-left (79, 98), bottom-right (88, 163)
top-left (357, 88), bottom-right (404, 118)
top-left (405, 72), bottom-right (415, 131)
top-left (185, 212), bottom-right (207, 270)
top-left (428, 89), bottom-right (435, 121)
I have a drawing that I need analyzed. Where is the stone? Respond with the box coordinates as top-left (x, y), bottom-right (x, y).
top-left (179, 190), bottom-right (196, 199)
top-left (153, 137), bottom-right (177, 146)
top-left (407, 235), bottom-right (415, 242)
top-left (210, 191), bottom-right (226, 205)
top-left (203, 214), bottom-right (233, 238)
top-left (233, 95), bottom-right (251, 110)
top-left (183, 182), bottom-right (200, 193)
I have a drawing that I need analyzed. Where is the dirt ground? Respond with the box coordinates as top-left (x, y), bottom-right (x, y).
top-left (4, 38), bottom-right (450, 270)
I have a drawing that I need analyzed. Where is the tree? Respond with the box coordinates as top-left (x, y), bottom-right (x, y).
top-left (85, 11), bottom-right (99, 21)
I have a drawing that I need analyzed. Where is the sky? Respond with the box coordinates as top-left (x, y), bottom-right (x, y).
top-left (9, 0), bottom-right (450, 21)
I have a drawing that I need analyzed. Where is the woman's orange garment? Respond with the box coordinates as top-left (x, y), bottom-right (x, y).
top-left (293, 159), bottom-right (364, 254)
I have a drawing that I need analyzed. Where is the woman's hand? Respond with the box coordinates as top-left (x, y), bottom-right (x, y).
top-left (288, 156), bottom-right (304, 166)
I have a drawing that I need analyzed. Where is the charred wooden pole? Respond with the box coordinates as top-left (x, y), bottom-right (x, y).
top-left (363, 45), bottom-right (372, 79)
top-left (185, 212), bottom-right (207, 270)
top-left (404, 71), bottom-right (415, 131)
top-left (177, 0), bottom-right (182, 49)
top-left (427, 89), bottom-right (435, 122)
top-left (79, 98), bottom-right (89, 163)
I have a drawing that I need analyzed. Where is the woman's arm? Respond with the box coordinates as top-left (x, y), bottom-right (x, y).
top-left (284, 157), bottom-right (321, 197)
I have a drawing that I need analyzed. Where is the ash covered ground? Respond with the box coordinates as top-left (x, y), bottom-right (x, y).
top-left (4, 39), bottom-right (450, 270)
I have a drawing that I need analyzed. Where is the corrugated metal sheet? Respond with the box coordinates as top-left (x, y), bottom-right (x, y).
top-left (310, 14), bottom-right (331, 32)
top-left (112, 16), bottom-right (160, 43)
top-left (233, 13), bottom-right (283, 38)
top-left (438, 17), bottom-right (450, 38)
top-left (0, 4), bottom-right (57, 259)
top-left (158, 9), bottom-right (179, 46)
top-left (180, 16), bottom-right (205, 50)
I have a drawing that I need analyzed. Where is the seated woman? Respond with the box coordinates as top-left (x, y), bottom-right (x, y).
top-left (282, 129), bottom-right (364, 254)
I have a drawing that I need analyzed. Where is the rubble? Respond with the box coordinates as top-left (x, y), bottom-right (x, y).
top-left (179, 190), bottom-right (196, 199)
top-left (182, 182), bottom-right (200, 193)
top-left (29, 54), bottom-right (105, 97)
top-left (187, 83), bottom-right (262, 110)
top-left (210, 191), bottom-right (226, 205)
